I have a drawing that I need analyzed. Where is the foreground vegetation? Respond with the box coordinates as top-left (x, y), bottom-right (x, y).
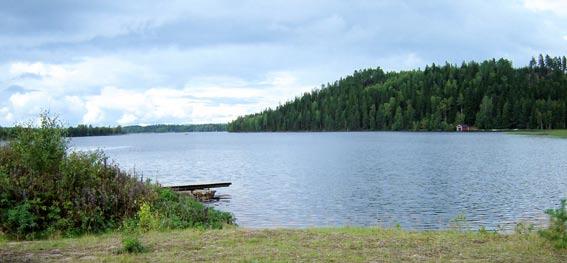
top-left (230, 55), bottom-right (567, 132)
top-left (2, 227), bottom-right (567, 262)
top-left (0, 115), bottom-right (233, 240)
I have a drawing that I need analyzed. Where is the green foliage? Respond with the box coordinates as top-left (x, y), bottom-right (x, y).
top-left (0, 114), bottom-right (155, 239)
top-left (121, 234), bottom-right (146, 254)
top-left (475, 96), bottom-right (494, 129)
top-left (151, 188), bottom-right (234, 230)
top-left (118, 215), bottom-right (146, 254)
top-left (540, 200), bottom-right (567, 248)
top-left (4, 201), bottom-right (38, 239)
top-left (138, 203), bottom-right (160, 232)
top-left (229, 55), bottom-right (567, 132)
top-left (10, 115), bottom-right (67, 174)
top-left (0, 114), bottom-right (234, 240)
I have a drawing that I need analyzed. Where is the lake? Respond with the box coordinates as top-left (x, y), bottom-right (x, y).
top-left (70, 132), bottom-right (567, 230)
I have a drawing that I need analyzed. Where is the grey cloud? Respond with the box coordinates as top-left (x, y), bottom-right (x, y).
top-left (0, 0), bottom-right (566, 125)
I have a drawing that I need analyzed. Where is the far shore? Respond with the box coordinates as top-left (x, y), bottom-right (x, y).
top-left (507, 129), bottom-right (567, 139)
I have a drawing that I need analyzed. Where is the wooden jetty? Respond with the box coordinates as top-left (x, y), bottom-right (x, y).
top-left (164, 182), bottom-right (231, 191)
top-left (163, 182), bottom-right (231, 201)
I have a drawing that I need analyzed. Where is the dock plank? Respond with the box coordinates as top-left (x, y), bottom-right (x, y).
top-left (164, 182), bottom-right (231, 191)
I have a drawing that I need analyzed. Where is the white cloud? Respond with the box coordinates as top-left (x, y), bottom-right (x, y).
top-left (563, 35), bottom-right (567, 41)
top-left (117, 113), bottom-right (138, 125)
top-left (0, 51), bottom-right (317, 126)
top-left (0, 107), bottom-right (13, 122)
top-left (524, 0), bottom-right (567, 16)
top-left (4, 58), bottom-right (161, 96)
top-left (0, 61), bottom-right (314, 126)
top-left (76, 71), bottom-right (311, 125)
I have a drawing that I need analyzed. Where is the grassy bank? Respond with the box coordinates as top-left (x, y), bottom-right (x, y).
top-left (2, 227), bottom-right (566, 262)
top-left (509, 129), bottom-right (567, 139)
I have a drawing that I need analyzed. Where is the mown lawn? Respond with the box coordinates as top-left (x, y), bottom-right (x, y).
top-left (509, 129), bottom-right (567, 139)
top-left (1, 227), bottom-right (566, 262)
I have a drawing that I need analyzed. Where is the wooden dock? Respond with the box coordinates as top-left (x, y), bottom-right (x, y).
top-left (163, 182), bottom-right (232, 192)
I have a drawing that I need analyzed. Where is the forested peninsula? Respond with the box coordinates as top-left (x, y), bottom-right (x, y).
top-left (228, 55), bottom-right (567, 132)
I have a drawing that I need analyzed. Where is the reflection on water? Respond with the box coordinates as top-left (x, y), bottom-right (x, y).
top-left (71, 132), bottom-right (567, 230)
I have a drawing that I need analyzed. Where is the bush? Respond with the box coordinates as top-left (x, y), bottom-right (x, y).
top-left (540, 199), bottom-right (567, 248)
top-left (0, 114), bottom-right (155, 239)
top-left (5, 201), bottom-right (38, 239)
top-left (152, 188), bottom-right (234, 230)
top-left (138, 203), bottom-right (159, 232)
top-left (121, 235), bottom-right (146, 254)
top-left (0, 113), bottom-right (234, 240)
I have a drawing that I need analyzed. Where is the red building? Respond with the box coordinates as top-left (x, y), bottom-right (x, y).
top-left (456, 124), bottom-right (470, 132)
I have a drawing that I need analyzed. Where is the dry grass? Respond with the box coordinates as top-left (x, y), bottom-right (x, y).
top-left (1, 227), bottom-right (566, 262)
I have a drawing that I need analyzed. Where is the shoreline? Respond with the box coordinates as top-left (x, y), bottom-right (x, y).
top-left (507, 129), bottom-right (567, 139)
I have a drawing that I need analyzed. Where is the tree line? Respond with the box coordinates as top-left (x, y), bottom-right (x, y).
top-left (122, 124), bottom-right (227, 133)
top-left (0, 123), bottom-right (228, 140)
top-left (67, 124), bottom-right (125, 137)
top-left (0, 125), bottom-right (124, 139)
top-left (228, 55), bottom-right (567, 132)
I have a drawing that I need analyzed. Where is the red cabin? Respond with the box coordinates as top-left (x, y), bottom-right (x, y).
top-left (456, 124), bottom-right (470, 132)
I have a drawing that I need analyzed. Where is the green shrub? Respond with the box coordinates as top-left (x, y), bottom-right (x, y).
top-left (0, 114), bottom-right (155, 239)
top-left (138, 203), bottom-right (159, 232)
top-left (121, 235), bottom-right (146, 254)
top-left (119, 211), bottom-right (146, 254)
top-left (152, 188), bottom-right (234, 230)
top-left (4, 201), bottom-right (38, 239)
top-left (0, 113), bottom-right (234, 240)
top-left (540, 199), bottom-right (567, 248)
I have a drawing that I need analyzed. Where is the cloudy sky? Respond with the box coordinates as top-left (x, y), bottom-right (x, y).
top-left (0, 0), bottom-right (566, 126)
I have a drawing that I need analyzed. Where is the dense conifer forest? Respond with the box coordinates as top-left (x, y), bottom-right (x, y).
top-left (228, 55), bottom-right (567, 132)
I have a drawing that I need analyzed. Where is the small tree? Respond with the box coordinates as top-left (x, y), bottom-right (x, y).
top-left (540, 200), bottom-right (567, 248)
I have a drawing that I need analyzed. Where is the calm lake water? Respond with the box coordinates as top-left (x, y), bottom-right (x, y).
top-left (70, 132), bottom-right (567, 230)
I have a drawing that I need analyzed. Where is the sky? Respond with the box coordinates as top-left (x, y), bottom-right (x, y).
top-left (0, 0), bottom-right (566, 126)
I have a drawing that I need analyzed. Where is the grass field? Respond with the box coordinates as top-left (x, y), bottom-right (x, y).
top-left (1, 227), bottom-right (566, 262)
top-left (509, 129), bottom-right (567, 139)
